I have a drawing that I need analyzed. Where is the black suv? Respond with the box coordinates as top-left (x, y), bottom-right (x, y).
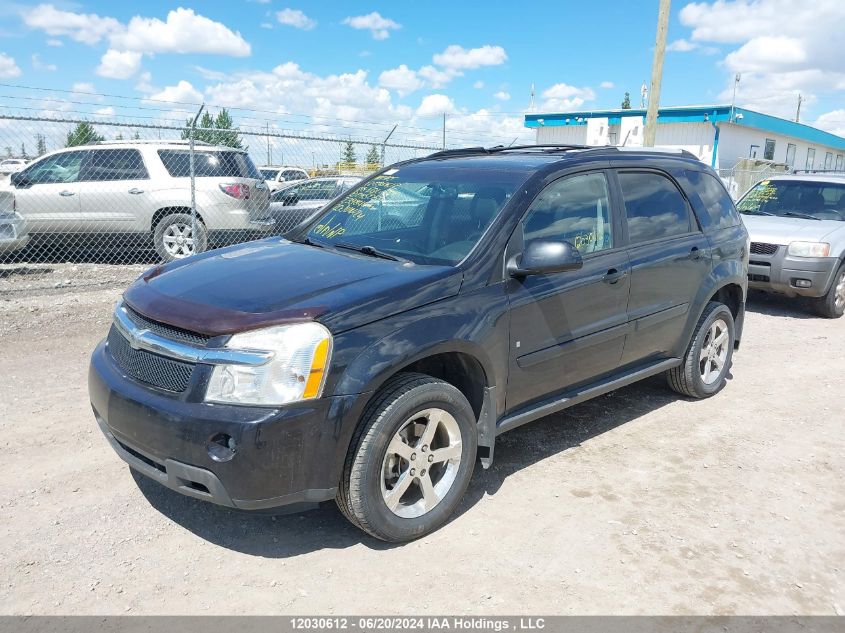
top-left (89, 145), bottom-right (749, 542)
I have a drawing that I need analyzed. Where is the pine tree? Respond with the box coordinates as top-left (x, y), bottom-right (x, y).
top-left (20, 143), bottom-right (28, 159)
top-left (35, 134), bottom-right (47, 156)
top-left (181, 108), bottom-right (243, 149)
top-left (133, 131), bottom-right (141, 140)
top-left (365, 144), bottom-right (380, 167)
top-left (65, 121), bottom-right (104, 147)
top-left (342, 140), bottom-right (356, 165)
top-left (115, 133), bottom-right (124, 141)
top-left (621, 92), bottom-right (632, 109)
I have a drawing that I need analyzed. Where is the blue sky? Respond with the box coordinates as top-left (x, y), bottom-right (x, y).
top-left (1, 0), bottom-right (844, 147)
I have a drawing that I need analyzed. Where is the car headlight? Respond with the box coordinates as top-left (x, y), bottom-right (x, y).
top-left (205, 322), bottom-right (332, 406)
top-left (787, 241), bottom-right (831, 257)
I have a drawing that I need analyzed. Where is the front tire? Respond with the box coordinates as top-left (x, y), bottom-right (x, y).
top-left (667, 301), bottom-right (735, 399)
top-left (153, 213), bottom-right (208, 263)
top-left (813, 262), bottom-right (845, 319)
top-left (337, 373), bottom-right (477, 542)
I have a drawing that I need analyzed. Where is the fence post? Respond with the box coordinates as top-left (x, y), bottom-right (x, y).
top-left (188, 103), bottom-right (205, 257)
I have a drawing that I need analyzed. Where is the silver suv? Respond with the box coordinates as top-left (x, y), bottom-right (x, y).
top-left (738, 174), bottom-right (845, 318)
top-left (2, 140), bottom-right (273, 261)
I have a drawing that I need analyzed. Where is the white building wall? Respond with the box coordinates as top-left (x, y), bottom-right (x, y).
top-left (536, 121), bottom-right (715, 164)
top-left (716, 122), bottom-right (845, 172)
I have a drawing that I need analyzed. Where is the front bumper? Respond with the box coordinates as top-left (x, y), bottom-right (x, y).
top-left (89, 340), bottom-right (358, 511)
top-left (748, 248), bottom-right (839, 298)
top-left (0, 213), bottom-right (29, 254)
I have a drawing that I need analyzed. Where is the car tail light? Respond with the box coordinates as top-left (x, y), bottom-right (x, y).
top-left (219, 183), bottom-right (250, 199)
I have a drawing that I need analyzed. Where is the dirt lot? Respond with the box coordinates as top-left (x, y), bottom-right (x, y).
top-left (1, 264), bottom-right (843, 615)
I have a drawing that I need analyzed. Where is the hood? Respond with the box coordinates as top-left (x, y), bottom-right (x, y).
top-left (123, 239), bottom-right (462, 336)
top-left (740, 214), bottom-right (845, 245)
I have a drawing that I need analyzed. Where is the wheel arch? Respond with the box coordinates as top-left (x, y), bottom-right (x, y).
top-left (151, 207), bottom-right (206, 232)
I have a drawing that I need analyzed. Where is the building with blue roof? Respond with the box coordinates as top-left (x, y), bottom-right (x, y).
top-left (524, 105), bottom-right (845, 174)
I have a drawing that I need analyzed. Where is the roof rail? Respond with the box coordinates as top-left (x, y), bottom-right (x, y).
top-left (426, 144), bottom-right (700, 160)
top-left (92, 139), bottom-right (214, 146)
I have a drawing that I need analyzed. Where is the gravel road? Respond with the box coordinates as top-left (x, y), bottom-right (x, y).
top-left (1, 269), bottom-right (843, 615)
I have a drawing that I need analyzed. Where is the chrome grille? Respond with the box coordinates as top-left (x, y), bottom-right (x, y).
top-left (750, 242), bottom-right (779, 255)
top-left (107, 326), bottom-right (195, 392)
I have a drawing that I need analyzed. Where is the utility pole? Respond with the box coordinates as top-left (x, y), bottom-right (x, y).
top-left (795, 94), bottom-right (803, 123)
top-left (730, 73), bottom-right (741, 122)
top-left (442, 112), bottom-right (446, 149)
top-left (266, 122), bottom-right (272, 165)
top-left (381, 124), bottom-right (397, 166)
top-left (643, 0), bottom-right (671, 147)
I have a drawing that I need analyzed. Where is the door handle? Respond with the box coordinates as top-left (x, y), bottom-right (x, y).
top-left (603, 268), bottom-right (628, 284)
top-left (689, 246), bottom-right (702, 260)
top-left (59, 190), bottom-right (75, 197)
top-left (128, 188), bottom-right (144, 195)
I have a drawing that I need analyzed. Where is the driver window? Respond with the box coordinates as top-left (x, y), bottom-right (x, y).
top-left (522, 172), bottom-right (613, 255)
top-left (22, 151), bottom-right (86, 185)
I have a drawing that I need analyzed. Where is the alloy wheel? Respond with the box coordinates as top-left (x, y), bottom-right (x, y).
top-left (698, 318), bottom-right (730, 385)
top-left (380, 408), bottom-right (463, 519)
top-left (162, 223), bottom-right (196, 258)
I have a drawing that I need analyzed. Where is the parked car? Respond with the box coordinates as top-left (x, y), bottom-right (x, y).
top-left (269, 176), bottom-right (361, 232)
top-left (0, 158), bottom-right (28, 176)
top-left (5, 141), bottom-right (273, 262)
top-left (737, 174), bottom-right (845, 318)
top-left (259, 166), bottom-right (310, 192)
top-left (90, 145), bottom-right (748, 542)
top-left (0, 211), bottom-right (29, 255)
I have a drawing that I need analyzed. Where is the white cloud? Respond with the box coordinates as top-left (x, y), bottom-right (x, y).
top-left (667, 38), bottom-right (698, 52)
top-left (493, 91), bottom-right (510, 101)
top-left (276, 9), bottom-right (316, 30)
top-left (343, 12), bottom-right (400, 40)
top-left (600, 81), bottom-right (615, 89)
top-left (24, 4), bottom-right (120, 45)
top-left (378, 65), bottom-right (423, 96)
top-left (111, 8), bottom-right (251, 57)
top-left (416, 94), bottom-right (457, 117)
top-left (146, 80), bottom-right (204, 105)
top-left (260, 22), bottom-right (273, 30)
top-left (432, 44), bottom-right (507, 70)
top-left (418, 65), bottom-right (458, 89)
top-left (679, 0), bottom-right (845, 118)
top-left (473, 80), bottom-right (485, 89)
top-left (539, 83), bottom-right (596, 111)
top-left (25, 4), bottom-right (251, 82)
top-left (815, 109), bottom-right (845, 137)
top-left (0, 53), bottom-right (21, 78)
top-left (31, 54), bottom-right (56, 72)
top-left (135, 71), bottom-right (155, 94)
top-left (96, 49), bottom-right (142, 79)
top-left (94, 106), bottom-right (115, 117)
top-left (71, 82), bottom-right (95, 93)
top-left (46, 38), bottom-right (62, 47)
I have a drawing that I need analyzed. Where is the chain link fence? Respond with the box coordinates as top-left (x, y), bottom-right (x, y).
top-left (0, 113), bottom-right (438, 293)
top-left (717, 162), bottom-right (791, 201)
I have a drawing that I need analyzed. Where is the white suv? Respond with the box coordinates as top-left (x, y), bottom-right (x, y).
top-left (258, 166), bottom-right (310, 192)
top-left (3, 140), bottom-right (273, 261)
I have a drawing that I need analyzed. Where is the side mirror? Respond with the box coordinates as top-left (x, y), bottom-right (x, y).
top-left (508, 239), bottom-right (583, 277)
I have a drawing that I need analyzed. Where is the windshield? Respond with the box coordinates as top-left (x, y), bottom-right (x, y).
top-left (303, 166), bottom-right (526, 265)
top-left (738, 180), bottom-right (845, 221)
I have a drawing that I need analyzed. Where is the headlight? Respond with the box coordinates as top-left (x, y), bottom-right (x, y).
top-left (787, 241), bottom-right (830, 257)
top-left (205, 322), bottom-right (332, 406)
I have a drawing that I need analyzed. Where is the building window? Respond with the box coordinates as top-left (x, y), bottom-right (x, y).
top-left (806, 148), bottom-right (816, 171)
top-left (749, 144), bottom-right (760, 159)
top-left (836, 155), bottom-right (844, 171)
top-left (785, 143), bottom-right (797, 167)
top-left (824, 152), bottom-right (833, 170)
top-left (764, 139), bottom-right (776, 161)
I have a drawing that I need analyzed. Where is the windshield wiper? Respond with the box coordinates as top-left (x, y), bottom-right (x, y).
top-left (291, 236), bottom-right (327, 248)
top-left (782, 211), bottom-right (822, 221)
top-left (334, 242), bottom-right (408, 262)
top-left (740, 209), bottom-right (774, 216)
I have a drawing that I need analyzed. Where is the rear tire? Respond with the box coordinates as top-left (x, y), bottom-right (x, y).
top-left (666, 301), bottom-right (735, 399)
top-left (337, 373), bottom-right (477, 542)
top-left (813, 262), bottom-right (845, 319)
top-left (153, 213), bottom-right (208, 263)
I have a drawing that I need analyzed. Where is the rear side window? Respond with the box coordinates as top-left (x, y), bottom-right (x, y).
top-left (282, 170), bottom-right (306, 180)
top-left (158, 150), bottom-right (261, 179)
top-left (84, 149), bottom-right (148, 181)
top-left (618, 171), bottom-right (691, 244)
top-left (684, 170), bottom-right (740, 230)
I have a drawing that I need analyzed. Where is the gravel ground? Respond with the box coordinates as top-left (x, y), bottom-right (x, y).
top-left (0, 268), bottom-right (843, 616)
